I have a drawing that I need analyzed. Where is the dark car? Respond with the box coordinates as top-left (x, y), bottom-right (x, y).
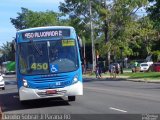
top-left (152, 63), bottom-right (160, 72)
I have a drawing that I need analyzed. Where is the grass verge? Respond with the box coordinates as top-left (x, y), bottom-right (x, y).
top-left (83, 72), bottom-right (160, 80)
top-left (121, 72), bottom-right (160, 80)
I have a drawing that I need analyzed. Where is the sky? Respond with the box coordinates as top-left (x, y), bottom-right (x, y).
top-left (0, 0), bottom-right (64, 46)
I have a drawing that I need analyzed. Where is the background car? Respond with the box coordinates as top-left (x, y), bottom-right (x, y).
top-left (140, 62), bottom-right (153, 72)
top-left (0, 75), bottom-right (5, 90)
top-left (152, 63), bottom-right (160, 72)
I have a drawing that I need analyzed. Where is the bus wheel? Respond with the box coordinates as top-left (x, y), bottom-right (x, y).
top-left (2, 87), bottom-right (5, 90)
top-left (68, 96), bottom-right (76, 101)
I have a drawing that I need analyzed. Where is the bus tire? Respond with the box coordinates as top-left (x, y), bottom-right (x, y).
top-left (68, 96), bottom-right (76, 101)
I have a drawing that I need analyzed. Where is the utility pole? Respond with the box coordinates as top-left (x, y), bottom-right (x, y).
top-left (89, 1), bottom-right (96, 72)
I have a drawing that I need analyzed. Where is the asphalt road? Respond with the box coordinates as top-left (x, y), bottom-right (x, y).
top-left (1, 76), bottom-right (160, 120)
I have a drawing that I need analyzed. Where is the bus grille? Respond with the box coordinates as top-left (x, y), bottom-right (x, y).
top-left (33, 75), bottom-right (70, 83)
top-left (28, 75), bottom-right (72, 89)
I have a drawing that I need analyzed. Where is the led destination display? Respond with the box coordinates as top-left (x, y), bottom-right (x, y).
top-left (22, 29), bottom-right (70, 40)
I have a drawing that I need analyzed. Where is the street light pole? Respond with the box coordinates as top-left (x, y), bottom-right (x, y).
top-left (89, 1), bottom-right (96, 72)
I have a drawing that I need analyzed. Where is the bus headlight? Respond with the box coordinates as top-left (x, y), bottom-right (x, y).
top-left (23, 79), bottom-right (28, 87)
top-left (72, 75), bottom-right (78, 84)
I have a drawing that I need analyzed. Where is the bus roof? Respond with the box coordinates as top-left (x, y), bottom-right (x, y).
top-left (17, 26), bottom-right (75, 33)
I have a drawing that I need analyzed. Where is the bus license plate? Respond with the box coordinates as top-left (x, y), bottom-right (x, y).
top-left (46, 90), bottom-right (57, 94)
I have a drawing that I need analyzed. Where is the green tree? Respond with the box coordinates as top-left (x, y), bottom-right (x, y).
top-left (152, 50), bottom-right (160, 62)
top-left (96, 0), bottom-right (148, 61)
top-left (59, 0), bottom-right (100, 44)
top-left (59, 0), bottom-right (149, 65)
top-left (10, 7), bottom-right (66, 30)
top-left (0, 42), bottom-right (15, 62)
top-left (147, 0), bottom-right (160, 31)
top-left (118, 16), bottom-right (156, 59)
top-left (147, 0), bottom-right (160, 58)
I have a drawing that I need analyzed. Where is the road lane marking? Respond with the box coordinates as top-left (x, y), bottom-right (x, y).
top-left (84, 86), bottom-right (160, 102)
top-left (109, 107), bottom-right (127, 113)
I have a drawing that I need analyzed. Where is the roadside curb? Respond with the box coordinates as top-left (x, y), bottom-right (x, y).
top-left (127, 79), bottom-right (160, 84)
top-left (83, 75), bottom-right (160, 84)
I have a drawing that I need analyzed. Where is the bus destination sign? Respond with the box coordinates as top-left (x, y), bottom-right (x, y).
top-left (22, 29), bottom-right (70, 40)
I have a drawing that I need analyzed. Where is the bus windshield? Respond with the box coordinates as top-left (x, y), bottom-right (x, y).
top-left (19, 39), bottom-right (79, 75)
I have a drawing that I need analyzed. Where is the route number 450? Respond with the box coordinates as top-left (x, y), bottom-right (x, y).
top-left (31, 63), bottom-right (48, 70)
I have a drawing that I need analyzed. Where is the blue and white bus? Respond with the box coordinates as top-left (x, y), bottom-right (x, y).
top-left (15, 26), bottom-right (83, 103)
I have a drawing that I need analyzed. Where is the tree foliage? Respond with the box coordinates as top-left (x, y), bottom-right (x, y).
top-left (59, 0), bottom-right (149, 62)
top-left (10, 7), bottom-right (64, 30)
top-left (147, 0), bottom-right (160, 31)
top-left (3, 1), bottom-right (160, 65)
top-left (147, 0), bottom-right (160, 61)
top-left (0, 42), bottom-right (15, 62)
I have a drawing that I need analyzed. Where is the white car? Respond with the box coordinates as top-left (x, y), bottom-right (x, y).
top-left (0, 75), bottom-right (5, 90)
top-left (140, 62), bottom-right (153, 72)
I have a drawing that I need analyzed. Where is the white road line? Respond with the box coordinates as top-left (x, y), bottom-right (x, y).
top-left (84, 86), bottom-right (160, 102)
top-left (109, 107), bottom-right (127, 113)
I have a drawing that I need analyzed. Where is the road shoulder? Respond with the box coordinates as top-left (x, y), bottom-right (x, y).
top-left (83, 74), bottom-right (160, 83)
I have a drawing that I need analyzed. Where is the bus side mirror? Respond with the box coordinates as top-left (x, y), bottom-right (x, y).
top-left (77, 36), bottom-right (82, 48)
top-left (77, 36), bottom-right (83, 62)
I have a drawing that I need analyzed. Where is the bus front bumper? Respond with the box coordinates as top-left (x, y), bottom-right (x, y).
top-left (19, 81), bottom-right (83, 101)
